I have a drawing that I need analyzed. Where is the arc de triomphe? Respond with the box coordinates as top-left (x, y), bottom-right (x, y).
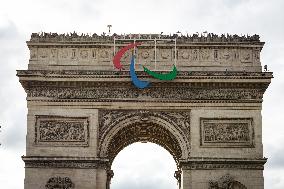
top-left (17, 33), bottom-right (272, 189)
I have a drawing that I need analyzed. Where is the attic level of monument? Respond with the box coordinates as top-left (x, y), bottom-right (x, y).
top-left (18, 32), bottom-right (272, 189)
top-left (26, 32), bottom-right (265, 73)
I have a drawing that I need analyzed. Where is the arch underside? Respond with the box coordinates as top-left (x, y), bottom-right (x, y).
top-left (107, 122), bottom-right (183, 164)
top-left (98, 110), bottom-right (191, 166)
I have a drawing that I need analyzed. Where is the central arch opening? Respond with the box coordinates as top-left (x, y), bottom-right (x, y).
top-left (111, 142), bottom-right (178, 189)
top-left (99, 111), bottom-right (191, 189)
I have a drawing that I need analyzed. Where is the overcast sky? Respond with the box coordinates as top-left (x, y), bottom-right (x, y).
top-left (0, 0), bottom-right (283, 188)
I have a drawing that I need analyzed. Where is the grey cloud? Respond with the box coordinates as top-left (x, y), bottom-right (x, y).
top-left (2, 108), bottom-right (27, 150)
top-left (221, 0), bottom-right (248, 8)
top-left (0, 21), bottom-right (19, 39)
top-left (0, 20), bottom-right (27, 151)
top-left (264, 143), bottom-right (284, 169)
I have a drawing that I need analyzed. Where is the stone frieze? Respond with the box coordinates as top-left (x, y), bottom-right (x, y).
top-left (45, 176), bottom-right (74, 189)
top-left (26, 86), bottom-right (265, 103)
top-left (200, 118), bottom-right (254, 147)
top-left (35, 116), bottom-right (89, 146)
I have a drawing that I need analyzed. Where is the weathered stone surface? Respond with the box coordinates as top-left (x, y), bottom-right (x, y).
top-left (45, 176), bottom-right (74, 189)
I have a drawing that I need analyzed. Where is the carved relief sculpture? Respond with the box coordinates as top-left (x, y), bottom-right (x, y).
top-left (240, 49), bottom-right (252, 63)
top-left (45, 176), bottom-right (74, 189)
top-left (38, 48), bottom-right (48, 59)
top-left (174, 170), bottom-right (182, 189)
top-left (200, 49), bottom-right (211, 61)
top-left (192, 49), bottom-right (199, 61)
top-left (99, 49), bottom-right (110, 61)
top-left (106, 169), bottom-right (114, 189)
top-left (50, 49), bottom-right (58, 59)
top-left (220, 49), bottom-right (231, 61)
top-left (80, 49), bottom-right (88, 59)
top-left (35, 116), bottom-right (89, 146)
top-left (209, 174), bottom-right (247, 189)
top-left (179, 50), bottom-right (190, 60)
top-left (25, 84), bottom-right (266, 103)
top-left (200, 118), bottom-right (254, 147)
top-left (59, 49), bottom-right (69, 59)
top-left (71, 49), bottom-right (77, 59)
top-left (30, 48), bottom-right (37, 59)
top-left (141, 50), bottom-right (150, 59)
top-left (160, 49), bottom-right (171, 60)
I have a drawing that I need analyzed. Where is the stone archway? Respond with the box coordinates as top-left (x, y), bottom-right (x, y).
top-left (98, 110), bottom-right (191, 188)
top-left (104, 122), bottom-right (183, 163)
top-left (18, 32), bottom-right (272, 189)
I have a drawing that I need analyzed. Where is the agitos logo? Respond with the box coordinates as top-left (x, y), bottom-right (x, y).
top-left (113, 42), bottom-right (178, 89)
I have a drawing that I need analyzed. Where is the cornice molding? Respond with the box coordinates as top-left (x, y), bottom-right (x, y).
top-left (22, 156), bottom-right (110, 169)
top-left (17, 71), bottom-right (272, 103)
top-left (180, 157), bottom-right (267, 170)
top-left (17, 70), bottom-right (273, 79)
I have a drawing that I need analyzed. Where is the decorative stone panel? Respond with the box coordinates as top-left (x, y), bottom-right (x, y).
top-left (200, 118), bottom-right (254, 147)
top-left (35, 116), bottom-right (89, 146)
top-left (45, 176), bottom-right (74, 189)
top-left (209, 174), bottom-right (247, 189)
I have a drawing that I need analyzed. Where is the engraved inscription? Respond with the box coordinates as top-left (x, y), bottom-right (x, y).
top-left (200, 118), bottom-right (253, 147)
top-left (35, 116), bottom-right (89, 146)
